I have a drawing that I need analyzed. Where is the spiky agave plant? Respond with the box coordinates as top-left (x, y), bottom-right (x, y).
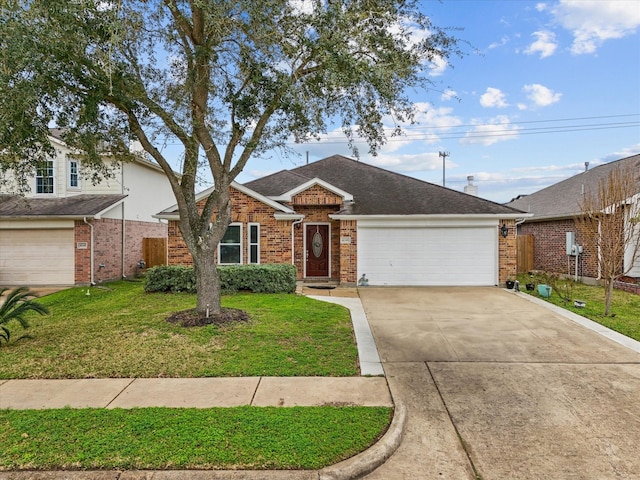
top-left (0, 287), bottom-right (49, 346)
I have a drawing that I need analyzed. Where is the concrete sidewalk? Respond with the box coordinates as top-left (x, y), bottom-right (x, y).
top-left (0, 376), bottom-right (392, 410)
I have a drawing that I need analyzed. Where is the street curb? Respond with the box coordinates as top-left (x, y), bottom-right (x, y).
top-left (317, 401), bottom-right (407, 480)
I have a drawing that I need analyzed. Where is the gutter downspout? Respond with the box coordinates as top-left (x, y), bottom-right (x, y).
top-left (121, 166), bottom-right (126, 279)
top-left (83, 217), bottom-right (95, 285)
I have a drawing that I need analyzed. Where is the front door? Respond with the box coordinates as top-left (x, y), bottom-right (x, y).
top-left (305, 224), bottom-right (329, 277)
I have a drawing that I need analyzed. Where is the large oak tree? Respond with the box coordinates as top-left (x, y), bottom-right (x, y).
top-left (1, 0), bottom-right (462, 316)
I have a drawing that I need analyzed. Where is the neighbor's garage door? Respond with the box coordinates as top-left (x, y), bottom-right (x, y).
top-left (358, 224), bottom-right (497, 286)
top-left (0, 229), bottom-right (75, 285)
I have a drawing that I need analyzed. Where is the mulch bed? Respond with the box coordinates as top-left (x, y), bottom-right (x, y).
top-left (167, 308), bottom-right (250, 327)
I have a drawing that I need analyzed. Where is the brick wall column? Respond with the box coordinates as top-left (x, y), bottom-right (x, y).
top-left (498, 219), bottom-right (517, 284)
top-left (74, 220), bottom-right (92, 284)
top-left (339, 220), bottom-right (358, 284)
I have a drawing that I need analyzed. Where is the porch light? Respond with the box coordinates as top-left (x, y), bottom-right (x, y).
top-left (500, 224), bottom-right (509, 238)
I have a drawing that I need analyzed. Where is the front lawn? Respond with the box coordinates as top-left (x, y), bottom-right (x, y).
top-left (517, 274), bottom-right (640, 341)
top-left (0, 281), bottom-right (392, 472)
top-left (0, 281), bottom-right (359, 379)
top-left (0, 406), bottom-right (392, 470)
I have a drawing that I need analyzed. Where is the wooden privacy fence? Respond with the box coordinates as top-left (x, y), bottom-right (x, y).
top-left (517, 234), bottom-right (534, 273)
top-left (143, 237), bottom-right (167, 268)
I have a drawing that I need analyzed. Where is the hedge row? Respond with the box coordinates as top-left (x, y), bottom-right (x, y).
top-left (144, 264), bottom-right (297, 294)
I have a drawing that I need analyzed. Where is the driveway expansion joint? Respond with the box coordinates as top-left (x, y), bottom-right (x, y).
top-left (425, 362), bottom-right (481, 480)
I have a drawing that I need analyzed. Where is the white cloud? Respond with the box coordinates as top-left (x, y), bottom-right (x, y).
top-left (480, 87), bottom-right (509, 108)
top-left (488, 36), bottom-right (509, 49)
top-left (523, 83), bottom-right (562, 107)
top-left (535, 3), bottom-right (548, 13)
top-left (440, 89), bottom-right (458, 101)
top-left (551, 0), bottom-right (640, 54)
top-left (428, 55), bottom-right (448, 77)
top-left (524, 31), bottom-right (558, 58)
top-left (460, 115), bottom-right (521, 146)
top-left (367, 152), bottom-right (451, 173)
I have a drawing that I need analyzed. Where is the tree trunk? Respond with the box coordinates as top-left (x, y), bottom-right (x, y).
top-left (193, 241), bottom-right (222, 316)
top-left (604, 277), bottom-right (615, 316)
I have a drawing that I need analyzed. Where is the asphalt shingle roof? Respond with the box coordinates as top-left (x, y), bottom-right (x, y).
top-left (245, 155), bottom-right (523, 216)
top-left (0, 194), bottom-right (127, 217)
top-left (506, 154), bottom-right (640, 220)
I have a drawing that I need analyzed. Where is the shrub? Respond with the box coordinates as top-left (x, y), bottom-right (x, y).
top-left (0, 287), bottom-right (49, 347)
top-left (144, 265), bottom-right (196, 293)
top-left (145, 264), bottom-right (297, 294)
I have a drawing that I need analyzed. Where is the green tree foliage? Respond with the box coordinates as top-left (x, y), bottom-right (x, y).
top-left (0, 0), bottom-right (462, 315)
top-left (0, 287), bottom-right (49, 346)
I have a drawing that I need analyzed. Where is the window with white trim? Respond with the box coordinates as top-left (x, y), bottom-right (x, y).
top-left (248, 223), bottom-right (260, 264)
top-left (36, 159), bottom-right (54, 194)
top-left (68, 157), bottom-right (80, 189)
top-left (218, 223), bottom-right (242, 264)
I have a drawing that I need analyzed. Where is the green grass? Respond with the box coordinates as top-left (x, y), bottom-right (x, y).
top-left (0, 281), bottom-right (358, 379)
top-left (0, 406), bottom-right (392, 470)
top-left (518, 274), bottom-right (640, 341)
top-left (0, 282), bottom-right (392, 471)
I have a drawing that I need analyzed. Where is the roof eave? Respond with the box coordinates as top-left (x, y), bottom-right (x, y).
top-left (153, 213), bottom-right (180, 221)
top-left (156, 181), bottom-right (295, 218)
top-left (329, 213), bottom-right (533, 221)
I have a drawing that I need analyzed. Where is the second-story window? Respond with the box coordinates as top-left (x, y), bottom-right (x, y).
top-left (36, 159), bottom-right (54, 194)
top-left (68, 158), bottom-right (79, 189)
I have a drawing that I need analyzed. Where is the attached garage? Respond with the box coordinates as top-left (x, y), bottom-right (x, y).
top-left (0, 227), bottom-right (75, 285)
top-left (357, 218), bottom-right (499, 286)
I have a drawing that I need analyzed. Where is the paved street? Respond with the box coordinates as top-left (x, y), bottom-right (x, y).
top-left (359, 287), bottom-right (640, 480)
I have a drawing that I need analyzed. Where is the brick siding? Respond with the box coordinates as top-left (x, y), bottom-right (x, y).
top-left (339, 220), bottom-right (358, 284)
top-left (74, 221), bottom-right (92, 284)
top-left (499, 219), bottom-right (517, 283)
top-left (291, 185), bottom-right (343, 206)
top-left (169, 188), bottom-right (294, 269)
top-left (74, 218), bottom-right (167, 284)
top-left (519, 219), bottom-right (599, 278)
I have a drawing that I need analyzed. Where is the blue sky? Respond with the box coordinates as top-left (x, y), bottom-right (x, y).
top-left (231, 0), bottom-right (640, 204)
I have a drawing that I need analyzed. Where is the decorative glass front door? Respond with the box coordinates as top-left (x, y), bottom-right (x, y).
top-left (305, 224), bottom-right (329, 277)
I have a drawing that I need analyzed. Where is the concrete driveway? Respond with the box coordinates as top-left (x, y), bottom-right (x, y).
top-left (359, 287), bottom-right (640, 480)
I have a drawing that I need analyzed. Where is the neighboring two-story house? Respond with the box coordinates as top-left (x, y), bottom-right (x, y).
top-left (0, 129), bottom-right (175, 286)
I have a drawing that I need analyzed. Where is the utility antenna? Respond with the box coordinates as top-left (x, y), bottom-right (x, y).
top-left (439, 151), bottom-right (450, 187)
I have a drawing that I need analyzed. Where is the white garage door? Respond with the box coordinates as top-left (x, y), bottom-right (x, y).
top-left (0, 229), bottom-right (75, 285)
top-left (358, 225), bottom-right (497, 286)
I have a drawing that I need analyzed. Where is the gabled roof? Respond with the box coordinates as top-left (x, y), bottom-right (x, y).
top-left (269, 177), bottom-right (353, 202)
top-left (0, 194), bottom-right (127, 219)
top-left (245, 155), bottom-right (524, 216)
top-left (154, 181), bottom-right (295, 219)
top-left (507, 154), bottom-right (640, 221)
